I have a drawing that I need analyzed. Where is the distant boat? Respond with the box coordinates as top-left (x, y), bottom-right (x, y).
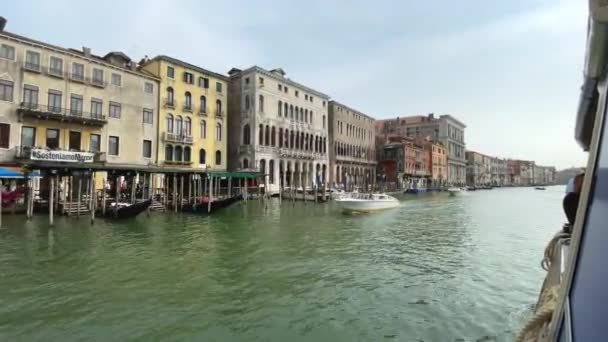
top-left (404, 187), bottom-right (427, 194)
top-left (335, 193), bottom-right (400, 213)
top-left (103, 199), bottom-right (152, 219)
top-left (182, 194), bottom-right (243, 214)
top-left (447, 187), bottom-right (462, 196)
top-left (535, 187), bottom-right (546, 190)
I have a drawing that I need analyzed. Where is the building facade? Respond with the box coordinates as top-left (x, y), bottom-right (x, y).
top-left (424, 140), bottom-right (447, 188)
top-left (0, 23), bottom-right (159, 170)
top-left (376, 113), bottom-right (466, 185)
top-left (141, 56), bottom-right (227, 171)
top-left (328, 101), bottom-right (376, 190)
top-left (377, 135), bottom-right (430, 190)
top-left (465, 151), bottom-right (492, 186)
top-left (227, 67), bottom-right (330, 193)
top-left (490, 157), bottom-right (508, 186)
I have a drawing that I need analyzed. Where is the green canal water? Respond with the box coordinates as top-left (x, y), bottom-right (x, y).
top-left (0, 187), bottom-right (564, 341)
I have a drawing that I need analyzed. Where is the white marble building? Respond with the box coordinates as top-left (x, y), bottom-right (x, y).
top-left (227, 67), bottom-right (330, 194)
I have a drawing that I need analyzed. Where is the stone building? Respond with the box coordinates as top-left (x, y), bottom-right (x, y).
top-left (376, 113), bottom-right (466, 185)
top-left (328, 101), bottom-right (376, 190)
top-left (466, 151), bottom-right (492, 186)
top-left (490, 157), bottom-right (508, 186)
top-left (0, 20), bottom-right (159, 170)
top-left (227, 66), bottom-right (330, 194)
top-left (377, 135), bottom-right (431, 190)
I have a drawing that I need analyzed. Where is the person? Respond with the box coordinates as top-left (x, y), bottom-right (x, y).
top-left (563, 173), bottom-right (584, 225)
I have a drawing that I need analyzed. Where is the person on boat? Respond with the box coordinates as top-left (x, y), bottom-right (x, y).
top-left (563, 173), bottom-right (584, 225)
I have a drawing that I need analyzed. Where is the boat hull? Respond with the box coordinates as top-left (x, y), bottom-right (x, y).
top-left (336, 199), bottom-right (400, 213)
top-left (103, 199), bottom-right (152, 219)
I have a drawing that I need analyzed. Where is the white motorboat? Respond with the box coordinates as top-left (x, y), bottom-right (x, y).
top-left (335, 193), bottom-right (400, 213)
top-left (447, 187), bottom-right (462, 196)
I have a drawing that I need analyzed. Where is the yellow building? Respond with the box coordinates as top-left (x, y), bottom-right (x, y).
top-left (141, 56), bottom-right (227, 171)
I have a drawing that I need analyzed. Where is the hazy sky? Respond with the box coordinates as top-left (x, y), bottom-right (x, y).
top-left (3, 0), bottom-right (588, 169)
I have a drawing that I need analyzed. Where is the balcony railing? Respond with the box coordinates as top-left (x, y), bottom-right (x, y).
top-left (164, 98), bottom-right (176, 109)
top-left (23, 62), bottom-right (41, 73)
top-left (238, 145), bottom-right (253, 154)
top-left (17, 102), bottom-right (107, 126)
top-left (215, 110), bottom-right (225, 118)
top-left (70, 73), bottom-right (85, 83)
top-left (90, 78), bottom-right (106, 88)
top-left (48, 67), bottom-right (64, 78)
top-left (163, 132), bottom-right (193, 144)
top-left (183, 103), bottom-right (193, 112)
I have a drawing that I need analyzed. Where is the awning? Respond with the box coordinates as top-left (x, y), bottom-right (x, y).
top-left (0, 167), bottom-right (40, 178)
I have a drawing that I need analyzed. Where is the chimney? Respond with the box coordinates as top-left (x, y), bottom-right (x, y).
top-left (82, 46), bottom-right (91, 57)
top-left (0, 17), bottom-right (6, 32)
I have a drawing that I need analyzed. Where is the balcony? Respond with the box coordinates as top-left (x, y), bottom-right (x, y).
top-left (198, 106), bottom-right (208, 115)
top-left (17, 102), bottom-right (107, 126)
top-left (183, 103), bottom-right (193, 113)
top-left (69, 73), bottom-right (85, 83)
top-left (23, 62), bottom-right (41, 73)
top-left (164, 160), bottom-right (193, 166)
top-left (238, 145), bottom-right (253, 154)
top-left (164, 98), bottom-right (176, 109)
top-left (90, 78), bottom-right (106, 88)
top-left (48, 67), bottom-right (64, 79)
top-left (163, 132), bottom-right (193, 144)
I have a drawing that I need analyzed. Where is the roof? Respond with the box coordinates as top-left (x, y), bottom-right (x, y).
top-left (149, 55), bottom-right (229, 81)
top-left (229, 65), bottom-right (330, 99)
top-left (329, 100), bottom-right (375, 121)
top-left (0, 30), bottom-right (158, 80)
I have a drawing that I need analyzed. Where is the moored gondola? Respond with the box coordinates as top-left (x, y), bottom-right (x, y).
top-left (102, 199), bottom-right (152, 219)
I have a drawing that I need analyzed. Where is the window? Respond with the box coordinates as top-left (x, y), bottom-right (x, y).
top-left (69, 131), bottom-right (81, 150)
top-left (200, 96), bottom-right (207, 113)
top-left (323, 115), bottom-right (326, 128)
top-left (92, 68), bottom-right (104, 85)
top-left (0, 124), bottom-right (9, 148)
top-left (278, 84), bottom-right (282, 91)
top-left (216, 82), bottom-right (223, 93)
top-left (184, 92), bottom-right (192, 110)
top-left (295, 90), bottom-right (299, 97)
top-left (216, 123), bottom-right (222, 141)
top-left (25, 51), bottom-right (40, 71)
top-left (143, 108), bottom-right (153, 124)
top-left (310, 96), bottom-right (314, 102)
top-left (215, 150), bottom-right (222, 165)
top-left (167, 66), bottom-right (175, 78)
top-left (166, 87), bottom-right (174, 105)
top-left (278, 101), bottom-right (282, 116)
top-left (183, 72), bottom-right (194, 84)
top-left (290, 105), bottom-right (294, 118)
top-left (165, 145), bottom-right (173, 161)
top-left (243, 124), bottom-right (251, 145)
top-left (184, 117), bottom-right (191, 136)
top-left (165, 114), bottom-right (173, 133)
top-left (111, 73), bottom-right (122, 86)
top-left (245, 95), bottom-right (250, 110)
top-left (144, 82), bottom-right (154, 93)
top-left (49, 56), bottom-right (63, 76)
top-left (259, 77), bottom-right (264, 85)
top-left (71, 63), bottom-right (85, 81)
top-left (243, 158), bottom-right (249, 169)
top-left (284, 103), bottom-right (288, 116)
top-left (70, 94), bottom-right (83, 115)
top-left (259, 95), bottom-right (264, 112)
top-left (0, 44), bottom-right (15, 60)
top-left (216, 100), bottom-right (222, 114)
top-left (200, 77), bottom-right (209, 88)
top-left (200, 120), bottom-right (206, 138)
top-left (22, 85), bottom-right (38, 108)
top-left (323, 101), bottom-right (326, 107)
top-left (108, 136), bottom-right (119, 156)
top-left (175, 116), bottom-right (183, 135)
top-left (46, 129), bottom-right (60, 149)
top-left (284, 86), bottom-right (288, 94)
top-left (0, 80), bottom-right (13, 102)
top-left (259, 124), bottom-right (263, 145)
top-left (21, 126), bottom-right (35, 147)
top-left (305, 94), bottom-right (308, 100)
top-left (175, 146), bottom-right (182, 161)
top-left (109, 102), bottom-right (121, 118)
top-left (47, 90), bottom-right (62, 112)
top-left (89, 134), bottom-right (100, 152)
top-left (271, 126), bottom-right (276, 146)
top-left (143, 140), bottom-right (152, 158)
top-left (184, 146), bottom-right (191, 162)
top-left (91, 98), bottom-right (103, 117)
top-left (265, 125), bottom-right (270, 146)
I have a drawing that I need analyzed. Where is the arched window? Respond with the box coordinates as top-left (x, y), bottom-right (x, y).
top-left (259, 95), bottom-right (264, 112)
top-left (184, 146), bottom-right (191, 162)
top-left (216, 99), bottom-right (222, 115)
top-left (300, 108), bottom-right (304, 121)
top-left (271, 126), bottom-right (276, 146)
top-left (265, 125), bottom-right (270, 146)
top-left (259, 159), bottom-right (266, 174)
top-left (278, 101), bottom-right (282, 116)
top-left (295, 131), bottom-right (299, 150)
top-left (175, 116), bottom-right (183, 136)
top-left (285, 129), bottom-right (289, 148)
top-left (243, 124), bottom-right (251, 145)
top-left (269, 160), bottom-right (275, 184)
top-left (295, 106), bottom-right (299, 120)
top-left (245, 95), bottom-right (250, 110)
top-left (301, 132), bottom-right (305, 150)
top-left (166, 114), bottom-right (174, 133)
top-left (215, 150), bottom-right (221, 165)
top-left (279, 128), bottom-right (283, 147)
top-left (184, 117), bottom-right (191, 136)
top-left (165, 144), bottom-right (173, 161)
top-left (290, 130), bottom-right (295, 149)
top-left (323, 115), bottom-right (326, 129)
top-left (200, 96), bottom-right (207, 113)
top-left (305, 109), bottom-right (308, 122)
top-left (185, 92), bottom-right (192, 110)
top-left (284, 103), bottom-right (288, 117)
top-left (243, 158), bottom-right (249, 169)
top-left (199, 148), bottom-right (206, 164)
top-left (175, 146), bottom-right (183, 161)
top-left (259, 124), bottom-right (264, 145)
top-left (200, 120), bottom-right (207, 138)
top-left (216, 123), bottom-right (222, 141)
top-left (166, 87), bottom-right (174, 104)
top-left (310, 110), bottom-right (313, 124)
top-left (290, 105), bottom-right (294, 119)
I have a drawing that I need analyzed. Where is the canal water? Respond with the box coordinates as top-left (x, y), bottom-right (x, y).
top-left (0, 186), bottom-right (564, 341)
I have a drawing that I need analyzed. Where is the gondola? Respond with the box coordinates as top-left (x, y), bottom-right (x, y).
top-left (181, 194), bottom-right (243, 214)
top-left (103, 198), bottom-right (152, 219)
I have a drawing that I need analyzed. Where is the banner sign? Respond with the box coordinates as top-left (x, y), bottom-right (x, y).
top-left (30, 149), bottom-right (95, 163)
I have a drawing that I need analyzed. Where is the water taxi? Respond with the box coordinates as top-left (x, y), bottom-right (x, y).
top-left (335, 193), bottom-right (400, 213)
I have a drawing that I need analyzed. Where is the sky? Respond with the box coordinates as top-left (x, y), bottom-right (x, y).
top-left (2, 0), bottom-right (588, 169)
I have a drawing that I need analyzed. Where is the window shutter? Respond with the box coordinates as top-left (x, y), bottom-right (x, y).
top-left (203, 78), bottom-right (209, 88)
top-left (0, 124), bottom-right (10, 148)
